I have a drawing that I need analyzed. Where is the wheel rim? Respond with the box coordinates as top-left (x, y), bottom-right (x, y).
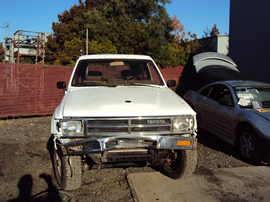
top-left (54, 149), bottom-right (63, 179)
top-left (240, 132), bottom-right (255, 158)
top-left (164, 150), bottom-right (178, 170)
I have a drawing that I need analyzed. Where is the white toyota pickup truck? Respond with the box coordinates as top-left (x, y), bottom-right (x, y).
top-left (51, 54), bottom-right (198, 190)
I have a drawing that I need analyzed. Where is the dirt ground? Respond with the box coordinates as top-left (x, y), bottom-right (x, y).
top-left (0, 116), bottom-right (258, 201)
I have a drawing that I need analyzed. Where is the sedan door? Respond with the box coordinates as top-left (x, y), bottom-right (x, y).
top-left (200, 84), bottom-right (235, 141)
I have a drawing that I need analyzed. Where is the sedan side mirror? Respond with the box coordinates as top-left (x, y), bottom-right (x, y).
top-left (167, 80), bottom-right (176, 88)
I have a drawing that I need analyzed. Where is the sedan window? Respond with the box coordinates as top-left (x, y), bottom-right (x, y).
top-left (207, 84), bottom-right (233, 106)
top-left (209, 85), bottom-right (227, 100)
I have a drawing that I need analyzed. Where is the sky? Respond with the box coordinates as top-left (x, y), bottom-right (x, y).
top-left (0, 0), bottom-right (230, 43)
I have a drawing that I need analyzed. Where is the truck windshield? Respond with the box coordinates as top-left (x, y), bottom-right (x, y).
top-left (71, 59), bottom-right (164, 87)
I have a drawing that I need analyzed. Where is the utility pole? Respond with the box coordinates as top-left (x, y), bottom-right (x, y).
top-left (86, 29), bottom-right (88, 55)
top-left (8, 22), bottom-right (10, 38)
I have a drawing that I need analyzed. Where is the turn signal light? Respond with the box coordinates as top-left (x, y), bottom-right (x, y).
top-left (177, 140), bottom-right (192, 146)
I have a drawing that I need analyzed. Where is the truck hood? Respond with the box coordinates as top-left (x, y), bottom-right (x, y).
top-left (56, 86), bottom-right (195, 118)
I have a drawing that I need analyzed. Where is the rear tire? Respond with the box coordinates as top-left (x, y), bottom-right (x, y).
top-left (53, 147), bottom-right (82, 190)
top-left (159, 150), bottom-right (197, 179)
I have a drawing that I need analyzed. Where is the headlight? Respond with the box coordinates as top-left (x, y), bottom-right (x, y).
top-left (61, 121), bottom-right (83, 135)
top-left (173, 117), bottom-right (193, 132)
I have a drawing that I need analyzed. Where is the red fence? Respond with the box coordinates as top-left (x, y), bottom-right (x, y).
top-left (0, 64), bottom-right (183, 118)
top-left (159, 66), bottom-right (183, 84)
top-left (0, 63), bottom-right (73, 117)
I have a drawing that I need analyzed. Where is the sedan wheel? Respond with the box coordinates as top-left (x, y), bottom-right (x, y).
top-left (240, 132), bottom-right (255, 158)
top-left (239, 128), bottom-right (260, 164)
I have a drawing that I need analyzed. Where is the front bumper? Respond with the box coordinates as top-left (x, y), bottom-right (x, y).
top-left (57, 136), bottom-right (197, 156)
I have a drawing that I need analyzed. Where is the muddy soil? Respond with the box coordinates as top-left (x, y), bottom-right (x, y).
top-left (0, 116), bottom-right (253, 201)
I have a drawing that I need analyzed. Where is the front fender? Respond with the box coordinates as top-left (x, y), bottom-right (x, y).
top-left (234, 110), bottom-right (270, 140)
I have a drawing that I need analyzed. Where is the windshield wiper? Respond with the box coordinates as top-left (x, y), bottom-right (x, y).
top-left (74, 82), bottom-right (117, 87)
top-left (131, 83), bottom-right (161, 87)
top-left (74, 82), bottom-right (101, 86)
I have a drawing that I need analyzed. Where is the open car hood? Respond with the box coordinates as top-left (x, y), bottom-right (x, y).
top-left (193, 52), bottom-right (241, 82)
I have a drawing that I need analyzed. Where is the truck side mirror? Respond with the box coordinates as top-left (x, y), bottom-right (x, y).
top-left (57, 81), bottom-right (66, 90)
top-left (167, 80), bottom-right (176, 88)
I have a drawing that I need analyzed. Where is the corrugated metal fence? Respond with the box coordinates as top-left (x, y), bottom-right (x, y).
top-left (0, 63), bottom-right (73, 117)
top-left (0, 64), bottom-right (183, 118)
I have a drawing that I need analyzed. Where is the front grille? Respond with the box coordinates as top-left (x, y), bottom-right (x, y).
top-left (84, 117), bottom-right (172, 136)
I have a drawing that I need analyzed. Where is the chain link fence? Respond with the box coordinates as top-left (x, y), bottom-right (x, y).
top-left (0, 63), bottom-right (73, 118)
top-left (0, 63), bottom-right (182, 118)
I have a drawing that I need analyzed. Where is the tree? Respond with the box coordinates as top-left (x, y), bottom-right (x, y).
top-left (155, 40), bottom-right (190, 68)
top-left (210, 24), bottom-right (220, 37)
top-left (154, 14), bottom-right (191, 68)
top-left (171, 15), bottom-right (187, 42)
top-left (187, 32), bottom-right (200, 55)
top-left (202, 24), bottom-right (220, 38)
top-left (0, 42), bottom-right (5, 63)
top-left (87, 39), bottom-right (117, 55)
top-left (45, 1), bottom-right (86, 65)
top-left (46, 0), bottom-right (174, 66)
top-left (198, 24), bottom-right (220, 53)
top-left (202, 26), bottom-right (211, 38)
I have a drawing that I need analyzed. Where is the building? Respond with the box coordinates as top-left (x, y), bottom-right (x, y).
top-left (229, 0), bottom-right (270, 83)
top-left (198, 34), bottom-right (229, 55)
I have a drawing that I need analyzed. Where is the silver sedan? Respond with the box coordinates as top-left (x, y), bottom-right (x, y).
top-left (184, 80), bottom-right (270, 164)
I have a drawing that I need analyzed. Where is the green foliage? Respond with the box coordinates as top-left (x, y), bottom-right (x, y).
top-left (88, 40), bottom-right (117, 54)
top-left (46, 0), bottom-right (188, 67)
top-left (18, 57), bottom-right (37, 64)
top-left (155, 40), bottom-right (190, 68)
top-left (44, 1), bottom-right (223, 68)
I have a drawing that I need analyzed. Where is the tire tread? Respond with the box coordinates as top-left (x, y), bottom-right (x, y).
top-left (62, 155), bottom-right (82, 190)
top-left (160, 150), bottom-right (197, 179)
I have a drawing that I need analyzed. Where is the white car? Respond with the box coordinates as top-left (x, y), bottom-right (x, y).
top-left (51, 54), bottom-right (198, 190)
top-left (184, 52), bottom-right (270, 164)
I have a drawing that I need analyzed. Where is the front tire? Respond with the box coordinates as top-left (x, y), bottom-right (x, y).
top-left (238, 127), bottom-right (260, 164)
top-left (159, 150), bottom-right (197, 179)
top-left (53, 147), bottom-right (82, 190)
